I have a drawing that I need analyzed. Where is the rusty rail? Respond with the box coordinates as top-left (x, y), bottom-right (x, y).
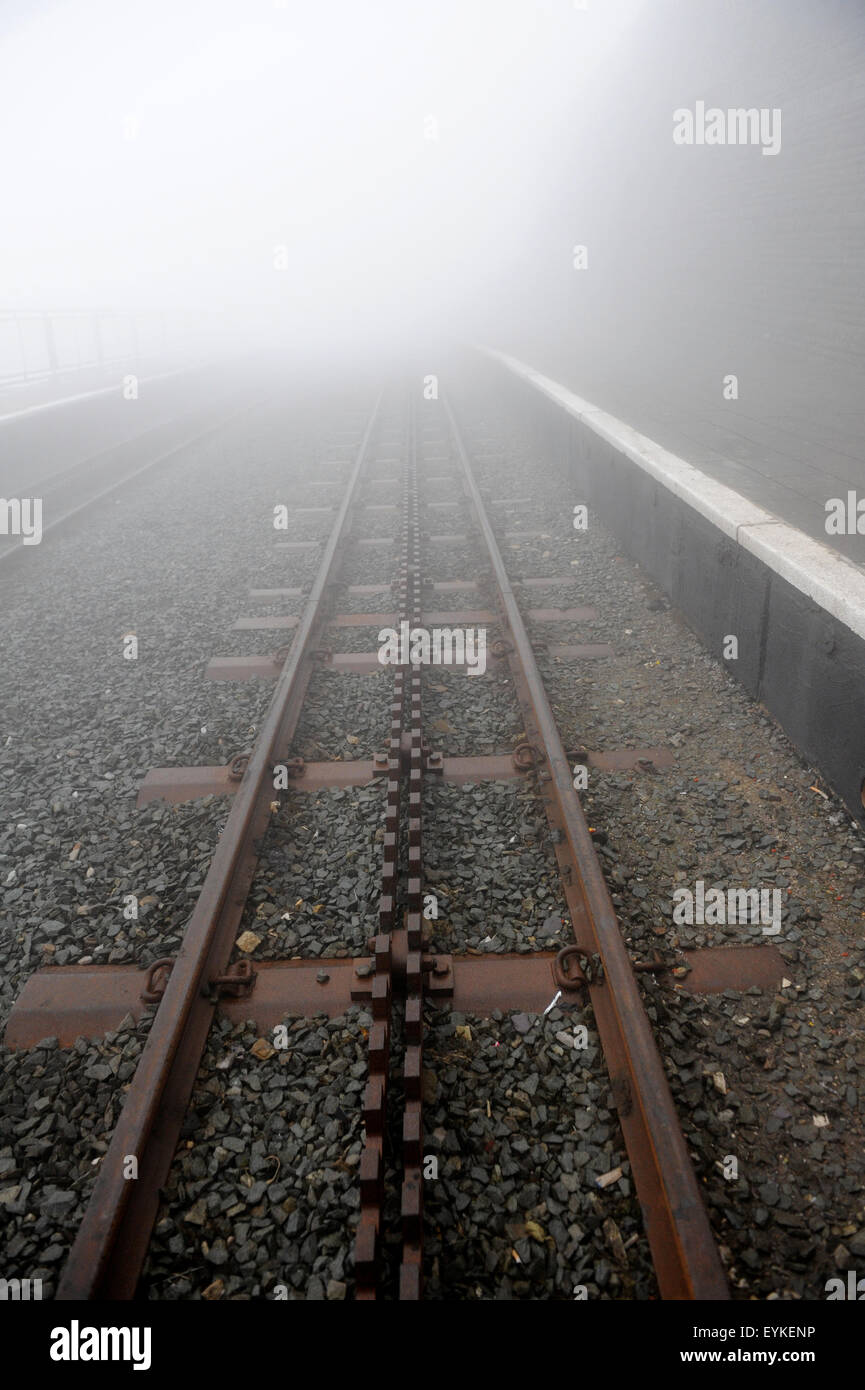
top-left (442, 394), bottom-right (729, 1300)
top-left (55, 393), bottom-right (384, 1299)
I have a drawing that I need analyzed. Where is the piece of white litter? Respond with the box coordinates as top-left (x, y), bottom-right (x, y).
top-left (812, 1114), bottom-right (830, 1128)
top-left (781, 978), bottom-right (792, 989)
top-left (596, 1166), bottom-right (623, 1189)
top-left (543, 990), bottom-right (562, 1016)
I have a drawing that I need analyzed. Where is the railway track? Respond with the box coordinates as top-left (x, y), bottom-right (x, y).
top-left (0, 371), bottom-right (254, 569)
top-left (6, 385), bottom-right (803, 1300)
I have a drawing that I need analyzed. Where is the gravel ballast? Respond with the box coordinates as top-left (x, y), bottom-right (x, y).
top-left (0, 383), bottom-right (861, 1301)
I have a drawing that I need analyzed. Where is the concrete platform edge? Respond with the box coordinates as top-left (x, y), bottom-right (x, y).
top-left (482, 346), bottom-right (865, 822)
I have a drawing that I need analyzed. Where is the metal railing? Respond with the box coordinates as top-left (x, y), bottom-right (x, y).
top-left (0, 309), bottom-right (201, 388)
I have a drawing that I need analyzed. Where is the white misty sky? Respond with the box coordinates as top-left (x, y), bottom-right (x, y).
top-left (0, 0), bottom-right (644, 346)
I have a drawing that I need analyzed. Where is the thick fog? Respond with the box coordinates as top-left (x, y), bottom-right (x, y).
top-left (2, 0), bottom-right (863, 419)
top-left (0, 0), bottom-right (637, 366)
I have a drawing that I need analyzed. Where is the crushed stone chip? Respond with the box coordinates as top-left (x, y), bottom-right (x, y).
top-left (235, 930), bottom-right (262, 953)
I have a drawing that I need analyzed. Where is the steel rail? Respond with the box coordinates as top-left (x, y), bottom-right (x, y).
top-left (56, 392), bottom-right (384, 1299)
top-left (442, 394), bottom-right (729, 1300)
